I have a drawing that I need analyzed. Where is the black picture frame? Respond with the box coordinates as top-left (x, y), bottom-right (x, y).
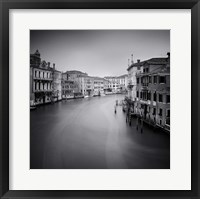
top-left (0, 0), bottom-right (199, 198)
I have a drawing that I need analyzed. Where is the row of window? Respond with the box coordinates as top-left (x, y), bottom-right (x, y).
top-left (62, 85), bottom-right (77, 89)
top-left (94, 86), bottom-right (104, 89)
top-left (137, 75), bottom-right (167, 84)
top-left (137, 91), bottom-right (170, 103)
top-left (140, 106), bottom-right (170, 117)
top-left (34, 70), bottom-right (52, 79)
top-left (34, 82), bottom-right (52, 90)
top-left (94, 82), bottom-right (104, 84)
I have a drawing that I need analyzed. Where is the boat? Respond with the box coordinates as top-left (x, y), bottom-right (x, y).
top-left (74, 95), bottom-right (84, 99)
top-left (30, 100), bottom-right (36, 110)
top-left (74, 93), bottom-right (84, 99)
top-left (30, 106), bottom-right (36, 110)
top-left (105, 91), bottom-right (113, 95)
top-left (66, 95), bottom-right (74, 100)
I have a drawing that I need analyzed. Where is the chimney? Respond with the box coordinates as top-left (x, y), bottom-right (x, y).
top-left (53, 63), bottom-right (55, 70)
top-left (167, 52), bottom-right (170, 58)
top-left (137, 59), bottom-right (140, 63)
top-left (131, 54), bottom-right (134, 64)
top-left (47, 62), bottom-right (50, 68)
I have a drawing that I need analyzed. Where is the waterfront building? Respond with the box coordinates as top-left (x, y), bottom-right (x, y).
top-left (30, 50), bottom-right (53, 105)
top-left (127, 59), bottom-right (143, 100)
top-left (76, 75), bottom-right (94, 97)
top-left (83, 76), bottom-right (95, 96)
top-left (103, 78), bottom-right (110, 92)
top-left (93, 77), bottom-right (105, 96)
top-left (52, 64), bottom-right (62, 102)
top-left (62, 72), bottom-right (79, 99)
top-left (104, 76), bottom-right (119, 93)
top-left (63, 70), bottom-right (90, 97)
top-left (104, 75), bottom-right (128, 93)
top-left (117, 74), bottom-right (128, 92)
top-left (135, 53), bottom-right (170, 131)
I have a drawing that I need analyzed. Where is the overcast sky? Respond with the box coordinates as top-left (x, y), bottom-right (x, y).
top-left (30, 30), bottom-right (170, 77)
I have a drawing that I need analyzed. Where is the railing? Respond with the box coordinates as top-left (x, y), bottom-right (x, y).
top-left (34, 89), bottom-right (53, 92)
top-left (34, 76), bottom-right (53, 81)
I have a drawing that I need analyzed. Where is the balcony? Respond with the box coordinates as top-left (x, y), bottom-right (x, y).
top-left (34, 76), bottom-right (53, 81)
top-left (34, 89), bottom-right (53, 92)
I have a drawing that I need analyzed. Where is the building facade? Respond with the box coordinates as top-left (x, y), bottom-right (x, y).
top-left (117, 74), bottom-right (128, 92)
top-left (104, 75), bottom-right (128, 93)
top-left (127, 59), bottom-right (143, 100)
top-left (52, 64), bottom-right (62, 102)
top-left (135, 53), bottom-right (170, 131)
top-left (93, 77), bottom-right (105, 96)
top-left (62, 72), bottom-right (79, 98)
top-left (30, 50), bottom-right (54, 105)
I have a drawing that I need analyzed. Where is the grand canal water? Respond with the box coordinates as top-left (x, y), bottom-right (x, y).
top-left (30, 94), bottom-right (170, 169)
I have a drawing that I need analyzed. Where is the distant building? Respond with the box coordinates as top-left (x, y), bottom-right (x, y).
top-left (30, 50), bottom-right (53, 105)
top-left (81, 76), bottom-right (94, 96)
top-left (127, 59), bottom-right (143, 100)
top-left (62, 72), bottom-right (79, 98)
top-left (93, 77), bottom-right (105, 96)
top-left (52, 64), bottom-right (62, 102)
top-left (135, 53), bottom-right (170, 131)
top-left (63, 70), bottom-right (89, 97)
top-left (104, 76), bottom-right (119, 93)
top-left (104, 75), bottom-right (128, 93)
top-left (117, 74), bottom-right (128, 92)
top-left (63, 71), bottom-right (109, 97)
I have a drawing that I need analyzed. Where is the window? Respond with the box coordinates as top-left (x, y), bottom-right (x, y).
top-left (149, 76), bottom-right (152, 83)
top-left (137, 78), bottom-right (139, 84)
top-left (153, 108), bottom-right (156, 115)
top-left (166, 109), bottom-right (170, 117)
top-left (159, 76), bottom-right (166, 84)
top-left (148, 92), bottom-right (151, 100)
top-left (39, 71), bottom-right (41, 78)
top-left (35, 71), bottom-right (37, 77)
top-left (153, 76), bottom-right (157, 84)
top-left (137, 91), bottom-right (139, 97)
top-left (159, 94), bottom-right (163, 102)
top-left (140, 92), bottom-right (143, 99)
top-left (166, 95), bottom-right (170, 103)
top-left (153, 92), bottom-right (157, 101)
top-left (159, 108), bottom-right (163, 116)
top-left (146, 68), bottom-right (149, 73)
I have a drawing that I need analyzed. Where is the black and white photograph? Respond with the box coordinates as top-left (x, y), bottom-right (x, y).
top-left (30, 30), bottom-right (170, 169)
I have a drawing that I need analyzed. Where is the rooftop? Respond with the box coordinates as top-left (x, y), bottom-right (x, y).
top-left (127, 56), bottom-right (169, 71)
